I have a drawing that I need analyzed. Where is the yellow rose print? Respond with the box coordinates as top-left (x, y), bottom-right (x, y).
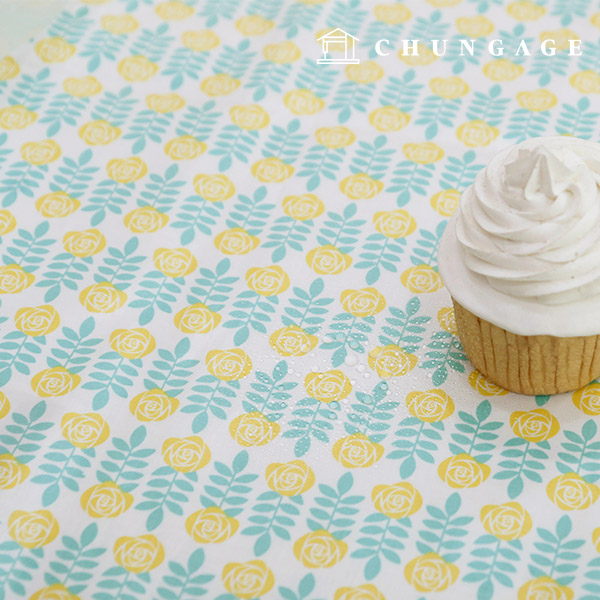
top-left (194, 174), bottom-right (235, 201)
top-left (263, 41), bottom-right (301, 63)
top-left (283, 89), bottom-right (325, 115)
top-left (570, 70), bottom-right (600, 94)
top-left (30, 584), bottom-right (79, 600)
top-left (164, 135), bottom-right (206, 160)
top-left (372, 482), bottom-right (422, 518)
top-left (155, 0), bottom-right (194, 20)
top-left (174, 303), bottom-right (221, 334)
top-left (339, 173), bottom-right (383, 200)
top-left (0, 56), bottom-right (20, 80)
top-left (305, 370), bottom-right (352, 403)
top-left (468, 370), bottom-right (508, 396)
top-left (162, 436), bottom-right (211, 472)
top-left (35, 37), bottom-right (75, 63)
top-left (21, 140), bottom-right (61, 165)
top-left (114, 534), bottom-right (164, 573)
top-left (63, 229), bottom-right (106, 257)
top-left (229, 412), bottom-right (280, 446)
top-left (480, 502), bottom-right (532, 540)
top-left (430, 188), bottom-right (461, 217)
top-left (36, 192), bottom-right (80, 218)
top-left (546, 472), bottom-right (600, 510)
top-left (79, 120), bottom-right (121, 145)
top-left (510, 409), bottom-right (560, 442)
top-left (130, 388), bottom-right (179, 421)
top-left (346, 61), bottom-right (384, 84)
top-left (101, 14), bottom-right (139, 34)
top-left (0, 105), bottom-right (37, 130)
top-left (61, 412), bottom-right (110, 448)
top-left (0, 392), bottom-right (9, 418)
top-left (517, 90), bottom-right (557, 112)
top-left (293, 530), bottom-right (348, 568)
top-left (507, 0), bottom-right (546, 20)
top-left (282, 194), bottom-right (324, 220)
top-left (518, 577), bottom-right (574, 600)
top-left (483, 59), bottom-right (524, 81)
top-left (266, 460), bottom-right (315, 496)
top-left (79, 282), bottom-right (127, 313)
top-left (222, 560), bottom-right (275, 598)
top-left (81, 481), bottom-right (134, 518)
top-left (31, 367), bottom-right (81, 397)
top-left (430, 76), bottom-right (469, 99)
top-left (438, 453), bottom-right (491, 488)
top-left (230, 104), bottom-right (270, 130)
top-left (407, 389), bottom-right (455, 422)
top-left (332, 434), bottom-right (384, 468)
top-left (201, 73), bottom-right (241, 97)
top-left (0, 210), bottom-right (16, 237)
top-left (375, 3), bottom-right (411, 24)
top-left (8, 510), bottom-right (59, 548)
top-left (368, 345), bottom-right (418, 378)
top-left (437, 307), bottom-right (456, 333)
top-left (341, 287), bottom-right (386, 317)
top-left (404, 553), bottom-right (459, 592)
top-left (251, 157), bottom-right (294, 182)
top-left (403, 142), bottom-right (444, 163)
top-left (117, 55), bottom-right (158, 81)
top-left (0, 264), bottom-right (35, 294)
top-left (373, 210), bottom-right (416, 238)
top-left (369, 105), bottom-right (410, 132)
top-left (246, 265), bottom-right (290, 296)
top-left (0, 454), bottom-right (30, 489)
top-left (235, 15), bottom-right (274, 36)
top-left (186, 506), bottom-right (239, 543)
top-left (109, 328), bottom-right (155, 359)
top-left (154, 247), bottom-right (197, 278)
top-left (573, 384), bottom-right (600, 415)
top-left (15, 305), bottom-right (60, 337)
top-left (182, 30), bottom-right (220, 51)
top-left (146, 93), bottom-right (185, 113)
top-left (539, 29), bottom-right (578, 51)
top-left (456, 120), bottom-right (499, 147)
top-left (63, 76), bottom-right (102, 97)
top-left (124, 206), bottom-right (169, 233)
top-left (269, 325), bottom-right (318, 357)
top-left (214, 228), bottom-right (260, 255)
top-left (106, 157), bottom-right (147, 183)
top-left (594, 527), bottom-right (600, 552)
top-left (334, 584), bottom-right (386, 600)
top-left (401, 264), bottom-right (443, 293)
top-left (206, 349), bottom-right (252, 381)
top-left (456, 15), bottom-right (494, 37)
top-left (306, 245), bottom-right (352, 274)
top-left (315, 126), bottom-right (355, 149)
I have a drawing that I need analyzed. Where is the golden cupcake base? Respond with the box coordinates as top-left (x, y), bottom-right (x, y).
top-left (452, 299), bottom-right (600, 395)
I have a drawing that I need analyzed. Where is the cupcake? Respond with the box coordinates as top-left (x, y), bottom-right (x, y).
top-left (438, 136), bottom-right (600, 395)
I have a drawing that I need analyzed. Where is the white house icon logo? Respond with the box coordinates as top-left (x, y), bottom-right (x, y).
top-left (317, 28), bottom-right (359, 64)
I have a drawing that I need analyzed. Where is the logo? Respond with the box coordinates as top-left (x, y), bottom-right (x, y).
top-left (317, 28), bottom-right (359, 64)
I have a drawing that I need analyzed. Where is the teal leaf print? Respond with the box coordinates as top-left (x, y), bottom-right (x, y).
top-left (49, 149), bottom-right (99, 200)
top-left (465, 85), bottom-right (509, 127)
top-left (416, 493), bottom-right (473, 563)
top-left (32, 440), bottom-right (96, 506)
top-left (144, 338), bottom-right (198, 397)
top-left (0, 542), bottom-right (44, 597)
top-left (225, 185), bottom-right (274, 236)
top-left (124, 106), bottom-right (175, 154)
top-left (157, 549), bottom-right (214, 599)
top-left (555, 97), bottom-right (599, 139)
top-left (468, 0), bottom-right (503, 12)
top-left (44, 523), bottom-right (105, 595)
top-left (97, 425), bottom-right (154, 493)
top-left (198, 0), bottom-right (242, 27)
top-left (283, 396), bottom-right (340, 457)
top-left (552, 0), bottom-right (590, 25)
top-left (578, 39), bottom-right (600, 72)
top-left (0, 330), bottom-right (46, 385)
top-left (325, 0), bottom-right (366, 34)
top-left (175, 100), bottom-right (221, 139)
top-left (344, 381), bottom-right (398, 444)
top-left (504, 105), bottom-right (552, 142)
top-left (129, 268), bottom-right (185, 325)
top-left (583, 553), bottom-right (600, 600)
top-left (0, 158), bottom-right (49, 207)
top-left (164, 44), bottom-right (211, 90)
top-left (448, 400), bottom-right (502, 463)
top-left (93, 566), bottom-right (151, 600)
top-left (410, 221), bottom-right (446, 268)
top-left (210, 119), bottom-right (261, 172)
top-left (355, 230), bottom-right (406, 284)
top-left (262, 119), bottom-right (307, 163)
top-left (378, 297), bottom-right (431, 352)
top-left (187, 258), bottom-right (237, 312)
top-left (40, 91), bottom-right (90, 137)
top-left (243, 361), bottom-right (297, 422)
top-left (496, 25), bottom-right (533, 64)
top-left (263, 213), bottom-right (313, 262)
top-left (361, 17), bottom-right (405, 59)
top-left (81, 29), bottom-right (127, 72)
top-left (409, 10), bottom-right (448, 40)
top-left (84, 175), bottom-right (136, 226)
top-left (379, 70), bottom-right (423, 112)
top-left (530, 51), bottom-right (570, 86)
top-left (535, 395), bottom-right (551, 407)
top-left (278, 574), bottom-right (319, 600)
top-left (321, 311), bottom-right (374, 367)
top-left (131, 23), bottom-right (175, 62)
top-left (294, 58), bottom-right (338, 99)
top-left (528, 515), bottom-right (583, 586)
top-left (246, 58), bottom-right (294, 102)
top-left (201, 451), bottom-right (258, 518)
top-left (279, 1), bottom-right (324, 38)
top-left (243, 492), bottom-right (303, 555)
top-left (2, 221), bottom-right (53, 272)
top-left (137, 164), bottom-right (185, 214)
top-left (94, 236), bottom-right (144, 290)
top-left (297, 138), bottom-right (347, 191)
top-left (388, 155), bottom-right (436, 208)
top-left (307, 472), bottom-right (364, 540)
top-left (420, 327), bottom-right (468, 386)
top-left (0, 400), bottom-right (53, 464)
top-left (316, 203), bottom-right (365, 255)
top-left (90, 87), bottom-right (137, 126)
top-left (281, 277), bottom-right (333, 335)
top-left (330, 79), bottom-right (376, 124)
top-left (0, 134), bottom-right (10, 168)
top-left (556, 419), bottom-right (600, 483)
top-left (171, 196), bottom-right (223, 245)
top-left (442, 36), bottom-right (483, 74)
top-left (212, 39), bottom-right (255, 80)
top-left (416, 94), bottom-right (463, 140)
top-left (440, 151), bottom-right (485, 191)
top-left (48, 6), bottom-right (92, 43)
top-left (8, 68), bottom-right (54, 112)
top-left (388, 417), bottom-right (444, 478)
top-left (349, 135), bottom-right (394, 180)
top-left (46, 317), bottom-right (102, 375)
top-left (36, 250), bottom-right (93, 302)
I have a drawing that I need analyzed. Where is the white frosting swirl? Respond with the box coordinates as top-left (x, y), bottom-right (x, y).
top-left (438, 136), bottom-right (600, 336)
